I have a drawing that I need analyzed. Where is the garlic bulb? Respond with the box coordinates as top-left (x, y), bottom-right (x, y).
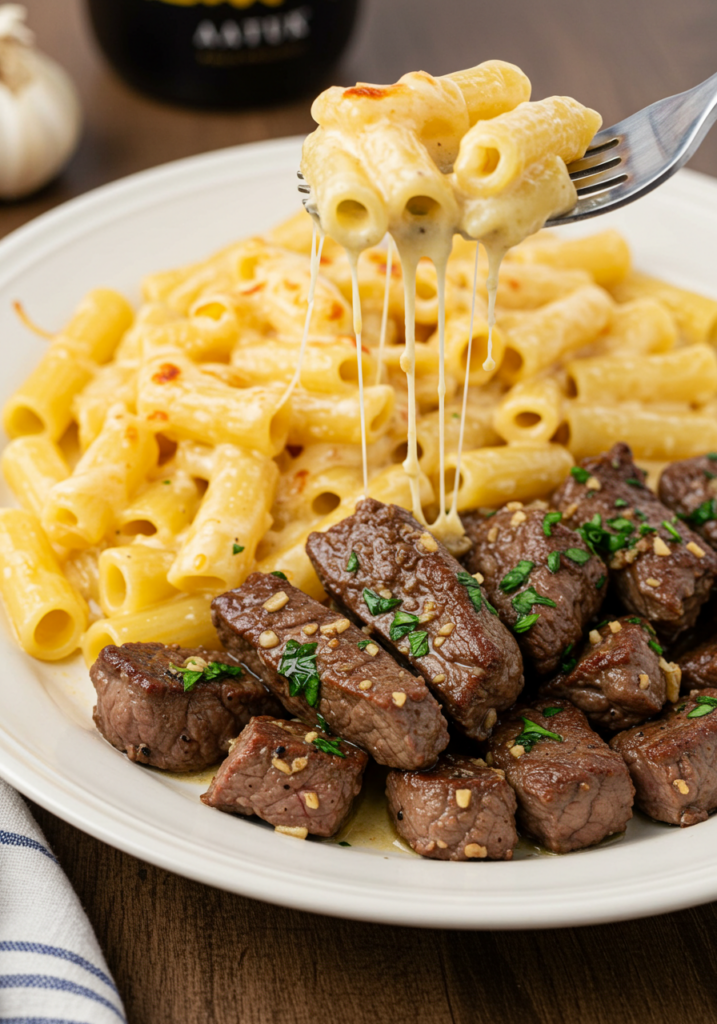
top-left (0, 5), bottom-right (81, 199)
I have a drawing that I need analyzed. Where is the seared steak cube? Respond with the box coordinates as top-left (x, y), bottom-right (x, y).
top-left (540, 615), bottom-right (679, 730)
top-left (91, 642), bottom-right (283, 772)
top-left (552, 443), bottom-right (717, 640)
top-left (212, 573), bottom-right (449, 770)
top-left (611, 688), bottom-right (717, 826)
top-left (201, 716), bottom-right (367, 837)
top-left (658, 455), bottom-right (717, 551)
top-left (386, 753), bottom-right (517, 861)
top-left (678, 638), bottom-right (717, 692)
top-left (462, 506), bottom-right (606, 676)
top-left (305, 498), bottom-right (524, 741)
top-left (488, 698), bottom-right (634, 853)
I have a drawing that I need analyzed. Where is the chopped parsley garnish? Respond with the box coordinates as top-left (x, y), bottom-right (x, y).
top-left (626, 616), bottom-right (658, 639)
top-left (542, 707), bottom-right (563, 718)
top-left (271, 571), bottom-right (288, 580)
top-left (316, 712), bottom-right (329, 733)
top-left (163, 479), bottom-right (171, 485)
top-left (363, 588), bottom-right (402, 616)
top-left (482, 508), bottom-right (498, 518)
top-left (607, 517), bottom-right (635, 535)
top-left (457, 570), bottom-right (483, 613)
top-left (626, 477), bottom-right (644, 488)
top-left (684, 499), bottom-right (717, 527)
top-left (512, 587), bottom-right (557, 617)
top-left (170, 660), bottom-right (243, 693)
top-left (513, 715), bottom-right (563, 753)
top-left (408, 630), bottom-right (430, 657)
top-left (279, 639), bottom-right (320, 706)
top-left (357, 638), bottom-right (373, 651)
top-left (577, 513), bottom-right (634, 557)
top-left (560, 643), bottom-right (578, 673)
top-left (346, 551), bottom-right (360, 573)
top-left (571, 466), bottom-right (590, 484)
top-left (634, 509), bottom-right (648, 521)
top-left (451, 412), bottom-right (460, 420)
top-left (662, 520), bottom-right (682, 542)
top-left (547, 551), bottom-right (561, 573)
top-left (339, 841), bottom-right (352, 846)
top-left (499, 560), bottom-right (534, 593)
top-left (563, 547), bottom-right (591, 565)
top-left (314, 735), bottom-right (345, 757)
top-left (639, 523), bottom-right (656, 535)
top-left (484, 595), bottom-right (498, 615)
top-left (676, 704), bottom-right (686, 713)
top-left (596, 575), bottom-right (606, 589)
top-left (648, 639), bottom-right (664, 656)
top-left (232, 543), bottom-right (245, 555)
top-left (708, 453), bottom-right (717, 461)
top-left (614, 498), bottom-right (628, 508)
top-left (687, 695), bottom-right (717, 719)
top-left (542, 511), bottom-right (562, 537)
top-left (389, 610), bottom-right (420, 641)
top-left (513, 613), bottom-right (539, 633)
top-left (705, 471), bottom-right (716, 480)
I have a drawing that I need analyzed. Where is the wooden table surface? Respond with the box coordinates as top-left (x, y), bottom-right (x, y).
top-left (5, 1), bottom-right (717, 1021)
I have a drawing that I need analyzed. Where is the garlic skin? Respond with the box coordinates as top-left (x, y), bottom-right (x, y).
top-left (0, 5), bottom-right (81, 200)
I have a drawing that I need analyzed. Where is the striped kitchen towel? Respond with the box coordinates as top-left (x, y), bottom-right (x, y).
top-left (0, 780), bottom-right (126, 1023)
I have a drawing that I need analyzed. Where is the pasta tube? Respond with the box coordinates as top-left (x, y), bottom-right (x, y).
top-left (444, 443), bottom-right (574, 511)
top-left (567, 346), bottom-right (717, 405)
top-left (82, 594), bottom-right (215, 668)
top-left (1, 435), bottom-right (69, 516)
top-left (61, 288), bottom-right (134, 364)
top-left (230, 338), bottom-right (375, 394)
top-left (445, 60), bottom-right (531, 125)
top-left (116, 471), bottom-right (201, 545)
top-left (417, 401), bottom-right (501, 476)
top-left (509, 229), bottom-right (631, 288)
top-left (566, 403), bottom-right (717, 461)
top-left (168, 445), bottom-right (278, 593)
top-left (0, 509), bottom-right (87, 660)
top-left (137, 354), bottom-right (291, 457)
top-left (3, 341), bottom-right (95, 440)
top-left (419, 316), bottom-right (505, 387)
top-left (72, 360), bottom-right (138, 450)
top-left (597, 298), bottom-right (676, 355)
top-left (42, 405), bottom-right (159, 548)
top-left (493, 378), bottom-right (564, 444)
top-left (288, 386), bottom-right (395, 446)
top-left (610, 271), bottom-right (717, 345)
top-left (446, 261), bottom-right (591, 310)
top-left (99, 545), bottom-right (178, 617)
top-left (454, 96), bottom-right (601, 198)
top-left (498, 285), bottom-right (613, 384)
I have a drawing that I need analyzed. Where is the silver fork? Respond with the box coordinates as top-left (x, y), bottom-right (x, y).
top-left (548, 71), bottom-right (717, 225)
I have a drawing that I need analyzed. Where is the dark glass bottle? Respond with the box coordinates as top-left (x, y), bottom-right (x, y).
top-left (85, 0), bottom-right (360, 108)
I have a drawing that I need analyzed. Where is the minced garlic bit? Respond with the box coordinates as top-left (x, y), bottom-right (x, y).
top-left (484, 708), bottom-right (497, 730)
top-left (303, 791), bottom-right (320, 810)
top-left (487, 526), bottom-right (499, 543)
top-left (589, 629), bottom-right (602, 645)
top-left (291, 757), bottom-right (308, 773)
top-left (425, 841), bottom-right (436, 852)
top-left (364, 642), bottom-right (379, 657)
top-left (659, 657), bottom-right (682, 702)
top-left (455, 789), bottom-right (472, 809)
top-left (436, 839), bottom-right (448, 849)
top-left (653, 536), bottom-right (671, 557)
top-left (510, 744), bottom-right (525, 759)
top-left (470, 757), bottom-right (487, 767)
top-left (563, 502), bottom-right (579, 519)
top-left (639, 673), bottom-right (650, 690)
top-left (646, 577), bottom-right (661, 588)
top-left (302, 622), bottom-right (319, 636)
top-left (379, 588), bottom-right (393, 599)
top-left (320, 618), bottom-right (350, 635)
top-left (272, 757), bottom-right (292, 775)
top-left (335, 618), bottom-right (351, 633)
top-left (464, 843), bottom-right (487, 859)
top-left (687, 541), bottom-right (706, 558)
top-left (510, 510), bottom-right (527, 527)
top-left (419, 531), bottom-right (438, 552)
top-left (359, 679), bottom-right (373, 691)
top-left (485, 752), bottom-right (494, 765)
top-left (473, 571), bottom-right (484, 584)
top-left (304, 731), bottom-right (318, 743)
top-left (259, 630), bottom-right (280, 649)
top-left (327, 637), bottom-right (340, 648)
top-left (419, 610), bottom-right (436, 623)
top-left (392, 691), bottom-right (407, 707)
top-left (609, 620), bottom-right (622, 634)
top-left (432, 673), bottom-right (446, 684)
top-left (183, 655), bottom-right (208, 671)
top-left (506, 501), bottom-right (524, 511)
top-left (437, 622), bottom-right (455, 636)
top-left (425, 600), bottom-right (436, 612)
top-left (275, 825), bottom-right (308, 839)
top-left (579, 782), bottom-right (590, 791)
top-left (586, 476), bottom-right (602, 491)
top-left (673, 778), bottom-right (690, 796)
top-left (433, 636), bottom-right (445, 649)
top-left (263, 591), bottom-right (289, 612)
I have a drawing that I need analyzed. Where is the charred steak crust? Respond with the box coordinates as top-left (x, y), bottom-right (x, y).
top-left (386, 753), bottom-right (518, 861)
top-left (211, 573), bottom-right (449, 770)
top-left (488, 698), bottom-right (634, 854)
top-left (551, 443), bottom-right (717, 641)
top-left (658, 455), bottom-right (717, 551)
top-left (611, 687), bottom-right (717, 826)
top-left (201, 716), bottom-right (368, 837)
top-left (678, 638), bottom-right (717, 692)
top-left (90, 642), bottom-right (283, 772)
top-left (305, 498), bottom-right (524, 740)
top-left (540, 615), bottom-right (670, 731)
top-left (462, 506), bottom-right (606, 676)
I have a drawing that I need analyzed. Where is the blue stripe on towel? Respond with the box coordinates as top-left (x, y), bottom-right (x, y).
top-left (0, 832), bottom-right (58, 864)
top-left (0, 976), bottom-right (125, 1021)
top-left (0, 943), bottom-right (117, 994)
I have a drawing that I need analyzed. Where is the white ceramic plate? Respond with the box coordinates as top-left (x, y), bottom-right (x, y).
top-left (0, 137), bottom-right (716, 930)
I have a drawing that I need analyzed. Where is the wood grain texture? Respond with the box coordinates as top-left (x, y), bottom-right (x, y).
top-left (5, 0), bottom-right (717, 1021)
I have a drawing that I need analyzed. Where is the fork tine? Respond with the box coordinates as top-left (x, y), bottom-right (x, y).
top-left (575, 173), bottom-right (629, 198)
top-left (569, 155), bottom-right (623, 181)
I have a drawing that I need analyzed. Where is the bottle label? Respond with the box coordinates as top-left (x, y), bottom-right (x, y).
top-left (192, 6), bottom-right (312, 51)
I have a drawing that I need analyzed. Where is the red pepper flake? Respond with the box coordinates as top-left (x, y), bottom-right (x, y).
top-left (147, 410), bottom-right (169, 422)
top-left (343, 85), bottom-right (393, 99)
top-left (152, 363), bottom-right (181, 385)
top-left (328, 302), bottom-right (345, 321)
